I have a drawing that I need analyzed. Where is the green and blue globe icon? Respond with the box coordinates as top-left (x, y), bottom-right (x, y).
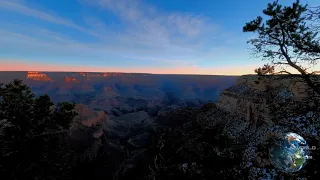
top-left (269, 132), bottom-right (310, 173)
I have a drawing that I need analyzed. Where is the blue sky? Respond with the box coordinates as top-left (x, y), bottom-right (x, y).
top-left (0, 0), bottom-right (319, 75)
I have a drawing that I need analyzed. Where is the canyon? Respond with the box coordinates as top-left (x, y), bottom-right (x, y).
top-left (0, 71), bottom-right (238, 118)
top-left (61, 73), bottom-right (319, 179)
top-left (1, 72), bottom-right (319, 179)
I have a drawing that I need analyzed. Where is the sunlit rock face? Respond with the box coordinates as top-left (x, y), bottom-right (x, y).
top-left (65, 76), bottom-right (79, 83)
top-left (77, 72), bottom-right (124, 77)
top-left (27, 71), bottom-right (51, 81)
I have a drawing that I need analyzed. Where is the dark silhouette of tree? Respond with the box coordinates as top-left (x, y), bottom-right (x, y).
top-left (243, 0), bottom-right (320, 94)
top-left (0, 79), bottom-right (77, 179)
top-left (254, 64), bottom-right (275, 75)
top-left (53, 101), bottom-right (77, 129)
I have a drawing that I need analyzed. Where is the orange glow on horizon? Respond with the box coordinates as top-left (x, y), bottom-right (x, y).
top-left (0, 60), bottom-right (257, 75)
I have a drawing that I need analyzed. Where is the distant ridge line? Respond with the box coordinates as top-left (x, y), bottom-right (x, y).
top-left (0, 70), bottom-right (152, 75)
top-left (1, 71), bottom-right (312, 76)
top-left (0, 71), bottom-right (241, 76)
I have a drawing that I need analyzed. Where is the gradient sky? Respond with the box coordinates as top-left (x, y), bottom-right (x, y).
top-left (0, 0), bottom-right (319, 75)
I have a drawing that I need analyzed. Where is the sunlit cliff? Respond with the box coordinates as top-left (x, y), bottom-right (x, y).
top-left (27, 71), bottom-right (51, 81)
top-left (65, 76), bottom-right (79, 83)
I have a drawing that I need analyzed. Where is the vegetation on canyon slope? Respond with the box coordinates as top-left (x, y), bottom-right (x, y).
top-left (0, 79), bottom-right (78, 179)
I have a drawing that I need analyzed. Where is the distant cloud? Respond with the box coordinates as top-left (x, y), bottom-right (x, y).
top-left (167, 13), bottom-right (209, 37)
top-left (0, 28), bottom-right (197, 66)
top-left (79, 0), bottom-right (218, 47)
top-left (0, 0), bottom-right (103, 37)
top-left (0, 0), bottom-right (81, 30)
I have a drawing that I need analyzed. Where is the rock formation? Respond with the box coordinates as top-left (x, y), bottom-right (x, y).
top-left (69, 104), bottom-right (108, 161)
top-left (65, 76), bottom-right (79, 83)
top-left (218, 75), bottom-right (318, 124)
top-left (27, 71), bottom-right (51, 81)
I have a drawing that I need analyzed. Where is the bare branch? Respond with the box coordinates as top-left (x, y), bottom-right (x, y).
top-left (276, 70), bottom-right (292, 74)
top-left (273, 62), bottom-right (289, 65)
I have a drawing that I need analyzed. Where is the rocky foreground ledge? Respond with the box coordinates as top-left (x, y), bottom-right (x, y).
top-left (70, 75), bottom-right (320, 179)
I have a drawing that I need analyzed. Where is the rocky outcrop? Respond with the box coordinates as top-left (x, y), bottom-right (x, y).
top-left (212, 75), bottom-right (319, 179)
top-left (74, 104), bottom-right (108, 128)
top-left (217, 75), bottom-right (318, 124)
top-left (218, 75), bottom-right (319, 135)
top-left (69, 104), bottom-right (108, 161)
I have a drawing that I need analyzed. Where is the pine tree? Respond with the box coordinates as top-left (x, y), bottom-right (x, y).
top-left (0, 79), bottom-right (77, 179)
top-left (243, 0), bottom-right (320, 94)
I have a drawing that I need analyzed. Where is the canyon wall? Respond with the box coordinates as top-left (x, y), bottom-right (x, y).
top-left (217, 75), bottom-right (316, 124)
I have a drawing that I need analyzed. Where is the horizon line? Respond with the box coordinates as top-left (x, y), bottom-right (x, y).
top-left (0, 70), bottom-right (245, 76)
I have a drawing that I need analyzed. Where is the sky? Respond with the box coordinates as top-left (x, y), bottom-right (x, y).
top-left (0, 0), bottom-right (319, 75)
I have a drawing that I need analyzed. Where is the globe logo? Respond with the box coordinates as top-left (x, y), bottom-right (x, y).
top-left (269, 132), bottom-right (309, 173)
